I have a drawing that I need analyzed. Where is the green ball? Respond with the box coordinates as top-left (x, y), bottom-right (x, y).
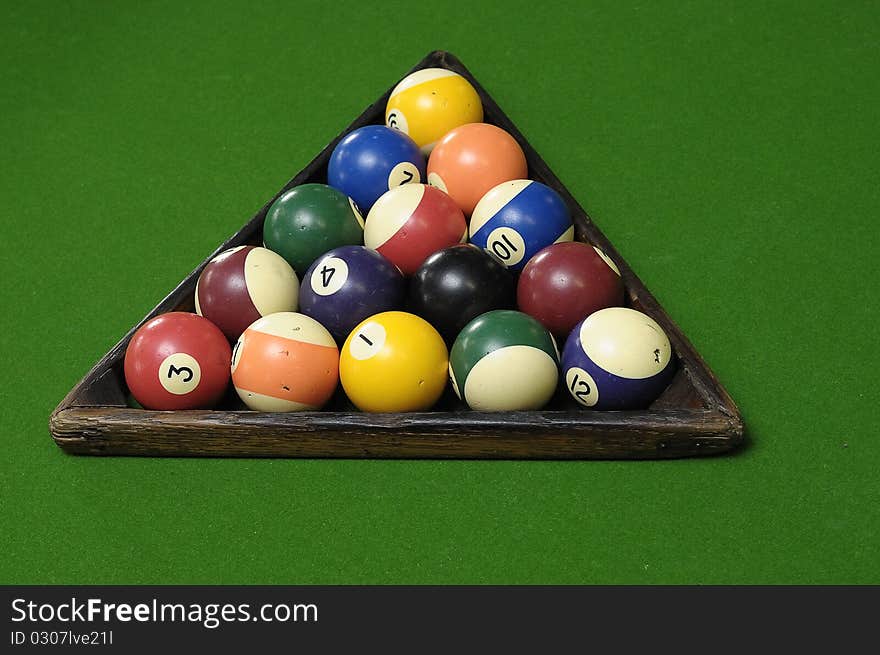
top-left (263, 183), bottom-right (364, 274)
top-left (450, 310), bottom-right (560, 411)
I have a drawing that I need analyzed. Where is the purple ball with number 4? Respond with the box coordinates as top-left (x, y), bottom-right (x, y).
top-left (299, 245), bottom-right (405, 342)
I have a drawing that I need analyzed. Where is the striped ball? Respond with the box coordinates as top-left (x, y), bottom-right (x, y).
top-left (449, 310), bottom-right (559, 411)
top-left (195, 246), bottom-right (299, 341)
top-left (231, 312), bottom-right (339, 411)
top-left (561, 307), bottom-right (676, 410)
top-left (364, 184), bottom-right (467, 275)
top-left (385, 68), bottom-right (483, 154)
top-left (469, 180), bottom-right (574, 272)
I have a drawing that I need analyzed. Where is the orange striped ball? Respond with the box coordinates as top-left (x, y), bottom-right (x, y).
top-left (231, 312), bottom-right (339, 411)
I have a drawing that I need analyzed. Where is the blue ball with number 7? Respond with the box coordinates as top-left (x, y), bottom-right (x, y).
top-left (299, 246), bottom-right (406, 342)
top-left (468, 179), bottom-right (574, 272)
top-left (561, 307), bottom-right (676, 410)
top-left (328, 125), bottom-right (426, 214)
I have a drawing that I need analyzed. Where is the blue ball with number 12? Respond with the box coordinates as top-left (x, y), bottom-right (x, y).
top-left (468, 179), bottom-right (574, 272)
top-left (561, 307), bottom-right (676, 410)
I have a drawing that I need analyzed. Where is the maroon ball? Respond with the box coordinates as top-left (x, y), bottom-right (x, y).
top-left (195, 245), bottom-right (299, 341)
top-left (517, 241), bottom-right (625, 337)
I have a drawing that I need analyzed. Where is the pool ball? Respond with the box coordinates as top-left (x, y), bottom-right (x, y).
top-left (449, 310), bottom-right (559, 411)
top-left (299, 245), bottom-right (406, 342)
top-left (364, 184), bottom-right (467, 275)
top-left (408, 244), bottom-right (516, 344)
top-left (339, 311), bottom-right (448, 413)
top-left (231, 312), bottom-right (339, 411)
top-left (426, 123), bottom-right (527, 216)
top-left (385, 68), bottom-right (483, 154)
top-left (195, 245), bottom-right (299, 341)
top-left (518, 241), bottom-right (625, 338)
top-left (124, 312), bottom-right (231, 410)
top-left (561, 307), bottom-right (675, 410)
top-left (327, 125), bottom-right (425, 213)
top-left (263, 183), bottom-right (364, 274)
top-left (469, 179), bottom-right (574, 272)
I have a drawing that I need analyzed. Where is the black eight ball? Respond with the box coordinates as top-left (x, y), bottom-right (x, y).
top-left (407, 244), bottom-right (516, 344)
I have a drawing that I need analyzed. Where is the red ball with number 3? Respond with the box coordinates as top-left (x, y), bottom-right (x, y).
top-left (124, 312), bottom-right (232, 410)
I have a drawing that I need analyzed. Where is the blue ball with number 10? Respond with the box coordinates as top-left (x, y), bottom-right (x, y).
top-left (468, 179), bottom-right (574, 272)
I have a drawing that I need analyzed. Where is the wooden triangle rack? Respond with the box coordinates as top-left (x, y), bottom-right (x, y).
top-left (50, 51), bottom-right (744, 459)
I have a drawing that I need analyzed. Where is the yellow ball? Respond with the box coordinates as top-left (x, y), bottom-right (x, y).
top-left (385, 68), bottom-right (483, 155)
top-left (340, 311), bottom-right (449, 412)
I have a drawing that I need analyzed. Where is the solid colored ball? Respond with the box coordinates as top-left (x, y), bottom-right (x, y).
top-left (339, 311), bottom-right (448, 413)
top-left (231, 312), bottom-right (339, 411)
top-left (364, 183), bottom-right (467, 275)
top-left (124, 312), bottom-right (231, 410)
top-left (327, 125), bottom-right (425, 213)
top-left (263, 183), bottom-right (364, 274)
top-left (518, 241), bottom-right (625, 338)
top-left (299, 245), bottom-right (406, 342)
top-left (408, 243), bottom-right (516, 344)
top-left (449, 310), bottom-right (559, 411)
top-left (561, 307), bottom-right (675, 410)
top-left (426, 123), bottom-right (527, 216)
top-left (385, 68), bottom-right (483, 154)
top-left (195, 245), bottom-right (299, 341)
top-left (469, 179), bottom-right (574, 272)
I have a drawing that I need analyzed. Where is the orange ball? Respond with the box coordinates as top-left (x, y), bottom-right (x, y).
top-left (426, 123), bottom-right (528, 216)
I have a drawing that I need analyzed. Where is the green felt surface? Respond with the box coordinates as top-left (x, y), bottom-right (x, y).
top-left (1, 0), bottom-right (878, 584)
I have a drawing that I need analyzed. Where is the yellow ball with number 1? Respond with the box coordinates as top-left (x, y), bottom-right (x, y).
top-left (340, 311), bottom-right (449, 413)
top-left (385, 68), bottom-right (483, 155)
